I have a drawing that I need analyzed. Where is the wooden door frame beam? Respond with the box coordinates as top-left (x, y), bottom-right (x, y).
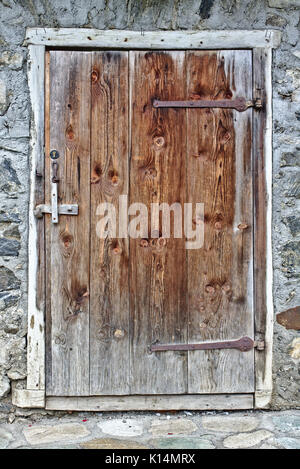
top-left (24, 28), bottom-right (282, 49)
top-left (12, 28), bottom-right (281, 410)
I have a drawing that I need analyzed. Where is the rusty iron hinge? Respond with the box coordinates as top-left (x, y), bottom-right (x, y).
top-left (150, 336), bottom-right (265, 353)
top-left (153, 97), bottom-right (263, 112)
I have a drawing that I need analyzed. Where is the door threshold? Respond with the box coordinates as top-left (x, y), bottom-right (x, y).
top-left (46, 394), bottom-right (254, 411)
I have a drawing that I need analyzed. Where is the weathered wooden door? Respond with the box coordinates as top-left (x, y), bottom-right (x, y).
top-left (45, 49), bottom-right (254, 397)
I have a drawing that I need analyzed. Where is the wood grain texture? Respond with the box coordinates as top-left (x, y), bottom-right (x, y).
top-left (27, 45), bottom-right (46, 391)
top-left (129, 51), bottom-right (188, 394)
top-left (46, 51), bottom-right (91, 395)
top-left (253, 48), bottom-right (273, 406)
top-left (44, 48), bottom-right (258, 400)
top-left (186, 51), bottom-right (254, 393)
top-left (25, 28), bottom-right (282, 49)
top-left (12, 389), bottom-right (45, 409)
top-left (253, 49), bottom-right (267, 342)
top-left (46, 393), bottom-right (254, 411)
top-left (45, 50), bottom-right (52, 391)
top-left (89, 52), bottom-right (130, 394)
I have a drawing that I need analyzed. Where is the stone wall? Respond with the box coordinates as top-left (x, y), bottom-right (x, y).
top-left (0, 0), bottom-right (299, 413)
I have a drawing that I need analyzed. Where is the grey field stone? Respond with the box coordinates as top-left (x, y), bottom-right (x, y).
top-left (272, 415), bottom-right (300, 434)
top-left (223, 430), bottom-right (273, 449)
top-left (202, 416), bottom-right (258, 433)
top-left (0, 159), bottom-right (21, 194)
top-left (283, 216), bottom-right (300, 236)
top-left (276, 437), bottom-right (300, 449)
top-left (6, 363), bottom-right (26, 380)
top-left (281, 241), bottom-right (300, 278)
top-left (151, 437), bottom-right (215, 449)
top-left (0, 292), bottom-right (19, 309)
top-left (0, 80), bottom-right (7, 115)
top-left (0, 51), bottom-right (23, 70)
top-left (22, 444), bottom-right (80, 449)
top-left (3, 224), bottom-right (20, 240)
top-left (280, 151), bottom-right (300, 167)
top-left (0, 375), bottom-right (10, 399)
top-left (281, 151), bottom-right (300, 167)
top-left (98, 419), bottom-right (143, 437)
top-left (0, 427), bottom-right (14, 449)
top-left (268, 0), bottom-right (300, 7)
top-left (81, 438), bottom-right (149, 449)
top-left (150, 419), bottom-right (198, 436)
top-left (266, 14), bottom-right (287, 27)
top-left (0, 237), bottom-right (20, 256)
top-left (285, 174), bottom-right (300, 198)
top-left (0, 210), bottom-right (21, 223)
top-left (23, 423), bottom-right (90, 445)
top-left (260, 443), bottom-right (278, 449)
top-left (0, 266), bottom-right (20, 291)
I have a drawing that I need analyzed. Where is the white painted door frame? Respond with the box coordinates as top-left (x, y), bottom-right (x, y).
top-left (12, 28), bottom-right (281, 410)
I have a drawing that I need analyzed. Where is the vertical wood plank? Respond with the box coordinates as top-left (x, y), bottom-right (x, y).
top-left (27, 45), bottom-right (46, 392)
top-left (253, 49), bottom-right (267, 340)
top-left (46, 51), bottom-right (91, 396)
top-left (129, 51), bottom-right (188, 394)
top-left (89, 52), bottom-right (130, 395)
top-left (253, 48), bottom-right (273, 407)
top-left (45, 50), bottom-right (52, 392)
top-left (187, 51), bottom-right (254, 393)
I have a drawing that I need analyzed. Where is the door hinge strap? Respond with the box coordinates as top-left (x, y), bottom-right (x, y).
top-left (153, 97), bottom-right (263, 112)
top-left (150, 336), bottom-right (265, 353)
top-left (34, 204), bottom-right (78, 219)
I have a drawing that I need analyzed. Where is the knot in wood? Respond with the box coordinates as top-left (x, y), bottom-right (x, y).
top-left (157, 237), bottom-right (167, 248)
top-left (153, 136), bottom-right (165, 148)
top-left (62, 233), bottom-right (73, 248)
top-left (91, 69), bottom-right (99, 83)
top-left (66, 124), bottom-right (75, 140)
top-left (238, 222), bottom-right (249, 230)
top-left (111, 175), bottom-right (119, 185)
top-left (112, 245), bottom-right (122, 255)
top-left (54, 333), bottom-right (66, 346)
top-left (144, 167), bottom-right (157, 179)
top-left (114, 329), bottom-right (125, 339)
top-left (222, 283), bottom-right (231, 293)
top-left (140, 239), bottom-right (149, 248)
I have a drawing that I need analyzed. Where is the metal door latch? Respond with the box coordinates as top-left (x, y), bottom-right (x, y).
top-left (153, 97), bottom-right (263, 112)
top-left (34, 161), bottom-right (78, 224)
top-left (34, 204), bottom-right (79, 219)
top-left (150, 336), bottom-right (265, 353)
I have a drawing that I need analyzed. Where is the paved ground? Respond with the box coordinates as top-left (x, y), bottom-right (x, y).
top-left (0, 410), bottom-right (300, 449)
